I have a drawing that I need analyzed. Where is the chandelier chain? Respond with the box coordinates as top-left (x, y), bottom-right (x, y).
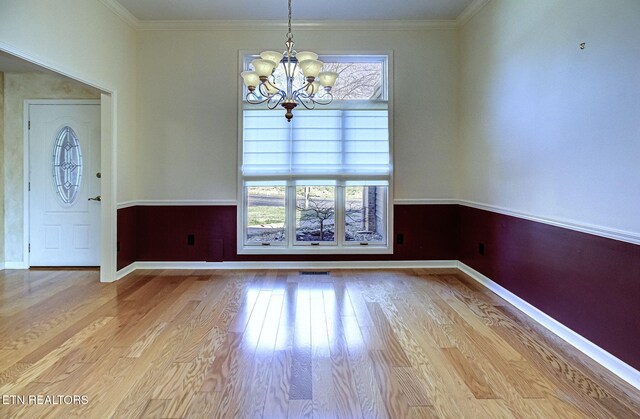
top-left (287, 0), bottom-right (293, 40)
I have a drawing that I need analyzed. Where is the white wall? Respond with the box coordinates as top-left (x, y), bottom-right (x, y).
top-left (0, 0), bottom-right (138, 204)
top-left (136, 26), bottom-right (460, 202)
top-left (460, 0), bottom-right (640, 235)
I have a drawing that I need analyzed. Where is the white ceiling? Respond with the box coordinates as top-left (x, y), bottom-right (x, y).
top-left (115, 0), bottom-right (475, 21)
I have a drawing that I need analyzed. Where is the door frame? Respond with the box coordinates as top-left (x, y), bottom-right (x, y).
top-left (23, 99), bottom-right (110, 275)
top-left (1, 41), bottom-right (117, 282)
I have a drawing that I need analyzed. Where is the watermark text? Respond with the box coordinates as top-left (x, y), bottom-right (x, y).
top-left (1, 394), bottom-right (89, 405)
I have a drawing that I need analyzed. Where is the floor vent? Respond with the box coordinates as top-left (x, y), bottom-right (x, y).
top-left (299, 271), bottom-right (330, 276)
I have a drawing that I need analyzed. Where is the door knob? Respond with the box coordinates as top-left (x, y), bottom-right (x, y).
top-left (88, 195), bottom-right (101, 202)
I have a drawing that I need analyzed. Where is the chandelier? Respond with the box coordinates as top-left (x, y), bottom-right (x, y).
top-left (240, 0), bottom-right (339, 122)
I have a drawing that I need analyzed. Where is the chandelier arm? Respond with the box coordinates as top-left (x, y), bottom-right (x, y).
top-left (294, 82), bottom-right (322, 101)
top-left (299, 99), bottom-right (315, 110)
top-left (267, 94), bottom-right (285, 109)
top-left (311, 91), bottom-right (333, 105)
top-left (294, 86), bottom-right (333, 106)
top-left (267, 76), bottom-right (287, 97)
top-left (294, 92), bottom-right (316, 110)
top-left (257, 82), bottom-right (270, 97)
top-left (245, 91), bottom-right (273, 105)
top-left (266, 78), bottom-right (278, 90)
top-left (293, 81), bottom-right (311, 98)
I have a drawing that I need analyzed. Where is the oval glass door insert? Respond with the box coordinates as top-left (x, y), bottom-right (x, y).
top-left (52, 126), bottom-right (83, 205)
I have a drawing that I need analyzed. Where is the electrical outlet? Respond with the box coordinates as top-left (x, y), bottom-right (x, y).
top-left (478, 242), bottom-right (485, 255)
top-left (187, 234), bottom-right (195, 246)
top-left (396, 233), bottom-right (404, 245)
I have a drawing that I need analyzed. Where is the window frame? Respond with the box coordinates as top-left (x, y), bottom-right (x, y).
top-left (237, 50), bottom-right (394, 255)
top-left (343, 182), bottom-right (388, 246)
top-left (243, 182), bottom-right (288, 247)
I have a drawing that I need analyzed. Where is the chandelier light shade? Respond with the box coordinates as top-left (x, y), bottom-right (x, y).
top-left (240, 0), bottom-right (339, 121)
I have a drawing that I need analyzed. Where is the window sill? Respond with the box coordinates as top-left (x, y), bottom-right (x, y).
top-left (237, 245), bottom-right (393, 255)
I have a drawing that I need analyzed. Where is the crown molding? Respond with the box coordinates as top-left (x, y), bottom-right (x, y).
top-left (97, 0), bottom-right (139, 28)
top-left (136, 19), bottom-right (458, 32)
top-left (457, 0), bottom-right (492, 26)
top-left (104, 0), bottom-right (487, 32)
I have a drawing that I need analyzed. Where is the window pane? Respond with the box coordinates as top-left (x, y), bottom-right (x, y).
top-left (345, 186), bottom-right (387, 243)
top-left (246, 186), bottom-right (286, 244)
top-left (323, 62), bottom-right (384, 100)
top-left (295, 186), bottom-right (336, 242)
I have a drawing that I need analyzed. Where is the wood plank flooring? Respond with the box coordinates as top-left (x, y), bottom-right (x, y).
top-left (0, 268), bottom-right (639, 418)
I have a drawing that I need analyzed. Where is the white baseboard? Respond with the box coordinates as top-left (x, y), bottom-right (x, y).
top-left (114, 262), bottom-right (137, 281)
top-left (457, 262), bottom-right (640, 391)
top-left (4, 262), bottom-right (29, 270)
top-left (117, 260), bottom-right (457, 277)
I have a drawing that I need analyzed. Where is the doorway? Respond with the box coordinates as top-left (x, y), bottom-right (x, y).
top-left (27, 101), bottom-right (101, 266)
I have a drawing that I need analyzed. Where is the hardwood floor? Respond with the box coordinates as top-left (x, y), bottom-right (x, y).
top-left (0, 268), bottom-right (639, 418)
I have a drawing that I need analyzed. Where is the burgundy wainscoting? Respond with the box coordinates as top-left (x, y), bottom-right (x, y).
top-left (116, 206), bottom-right (137, 270)
top-left (458, 206), bottom-right (640, 371)
top-left (116, 204), bottom-right (459, 265)
top-left (135, 206), bottom-right (229, 263)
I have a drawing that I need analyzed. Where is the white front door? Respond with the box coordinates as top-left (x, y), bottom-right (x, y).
top-left (29, 102), bottom-right (101, 266)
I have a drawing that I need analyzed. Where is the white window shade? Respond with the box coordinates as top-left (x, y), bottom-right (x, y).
top-left (243, 109), bottom-right (389, 178)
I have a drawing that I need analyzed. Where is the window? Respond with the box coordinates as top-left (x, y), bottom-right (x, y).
top-left (239, 54), bottom-right (392, 254)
